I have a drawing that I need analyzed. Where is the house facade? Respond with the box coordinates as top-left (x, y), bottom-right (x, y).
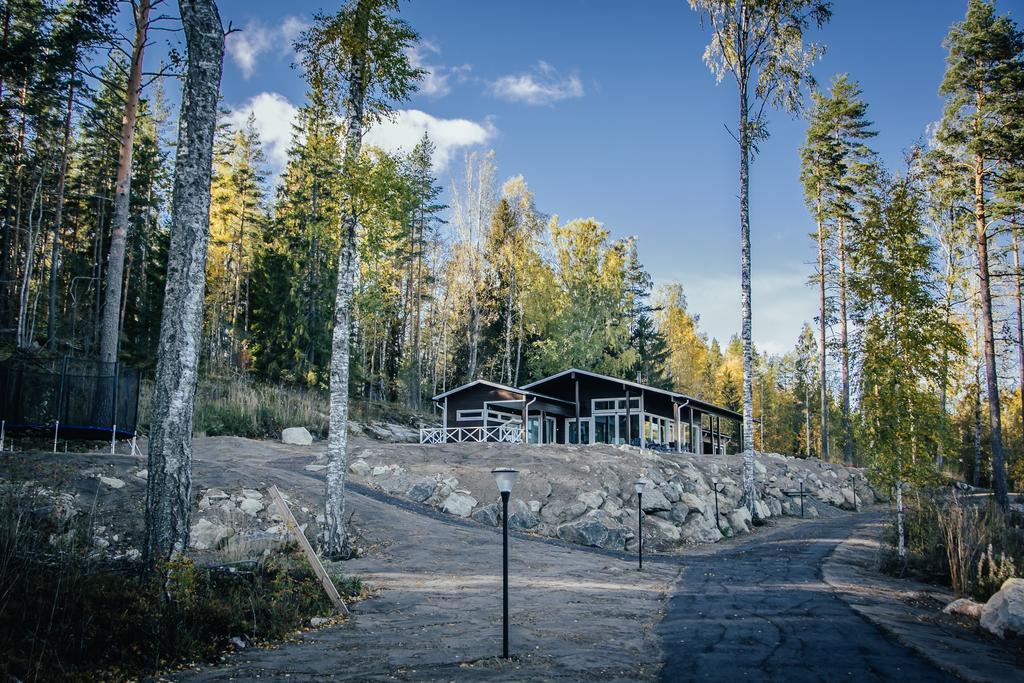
top-left (425, 368), bottom-right (741, 455)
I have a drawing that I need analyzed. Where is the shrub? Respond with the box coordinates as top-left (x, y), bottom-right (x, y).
top-left (0, 487), bottom-right (363, 681)
top-left (883, 489), bottom-right (1024, 600)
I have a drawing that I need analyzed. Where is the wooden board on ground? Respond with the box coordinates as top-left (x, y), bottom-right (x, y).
top-left (267, 485), bottom-right (350, 616)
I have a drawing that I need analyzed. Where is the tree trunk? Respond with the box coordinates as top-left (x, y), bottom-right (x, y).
top-left (974, 147), bottom-right (1007, 508)
top-left (1014, 226), bottom-right (1024, 430)
top-left (737, 47), bottom-right (756, 514)
top-left (837, 216), bottom-right (851, 465)
top-left (895, 480), bottom-right (905, 558)
top-left (48, 71), bottom-right (75, 349)
top-left (99, 0), bottom-right (151, 364)
top-left (324, 0), bottom-right (371, 559)
top-left (144, 0), bottom-right (224, 567)
top-left (817, 212), bottom-right (829, 463)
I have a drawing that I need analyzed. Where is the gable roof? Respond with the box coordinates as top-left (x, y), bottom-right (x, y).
top-left (524, 368), bottom-right (742, 419)
top-left (431, 379), bottom-right (573, 405)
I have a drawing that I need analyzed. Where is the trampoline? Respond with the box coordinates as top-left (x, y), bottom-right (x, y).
top-left (0, 356), bottom-right (141, 448)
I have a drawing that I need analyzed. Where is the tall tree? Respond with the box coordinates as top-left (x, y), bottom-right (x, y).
top-left (296, 0), bottom-right (423, 558)
top-left (938, 0), bottom-right (1024, 508)
top-left (689, 0), bottom-right (830, 511)
top-left (98, 0), bottom-right (154, 364)
top-left (144, 0), bottom-right (224, 566)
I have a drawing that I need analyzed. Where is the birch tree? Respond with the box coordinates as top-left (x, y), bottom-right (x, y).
top-left (143, 0), bottom-right (224, 567)
top-left (688, 0), bottom-right (830, 512)
top-left (296, 0), bottom-right (423, 558)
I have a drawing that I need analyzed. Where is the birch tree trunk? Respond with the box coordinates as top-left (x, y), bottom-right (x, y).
top-left (974, 146), bottom-right (1007, 508)
top-left (324, 0), bottom-right (371, 559)
top-left (737, 45), bottom-right (756, 514)
top-left (895, 480), bottom-right (905, 558)
top-left (1014, 226), bottom-right (1024, 429)
top-left (99, 0), bottom-right (151, 364)
top-left (817, 217), bottom-right (829, 462)
top-left (144, 0), bottom-right (224, 567)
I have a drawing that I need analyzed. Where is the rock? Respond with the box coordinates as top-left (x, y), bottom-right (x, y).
top-left (310, 617), bottom-right (330, 627)
top-left (981, 578), bottom-right (1024, 638)
top-left (578, 490), bottom-right (606, 510)
top-left (528, 500), bottom-right (542, 513)
top-left (508, 499), bottom-right (540, 530)
top-left (472, 503), bottom-right (500, 527)
top-left (371, 465), bottom-right (389, 477)
top-left (238, 497), bottom-right (264, 517)
top-left (241, 488), bottom-right (263, 500)
top-left (406, 482), bottom-right (434, 503)
top-left (662, 483), bottom-right (681, 504)
top-left (205, 488), bottom-right (229, 501)
top-left (133, 469), bottom-right (148, 480)
top-left (640, 488), bottom-right (672, 513)
top-left (943, 598), bottom-right (984, 620)
top-left (677, 492), bottom-right (706, 514)
top-left (752, 499), bottom-right (771, 521)
top-left (229, 636), bottom-right (246, 649)
top-left (753, 460), bottom-right (767, 476)
top-left (92, 536), bottom-right (110, 549)
top-left (678, 513), bottom-right (723, 545)
top-left (557, 511), bottom-right (628, 550)
top-left (281, 427), bottom-right (313, 445)
top-left (806, 504), bottom-right (819, 518)
top-left (189, 518), bottom-right (234, 550)
top-left (224, 529), bottom-right (286, 556)
top-left (442, 491), bottom-right (477, 517)
top-left (348, 459), bottom-right (371, 477)
top-left (727, 506), bottom-right (752, 534)
top-left (644, 516), bottom-right (681, 545)
top-left (98, 476), bottom-right (125, 489)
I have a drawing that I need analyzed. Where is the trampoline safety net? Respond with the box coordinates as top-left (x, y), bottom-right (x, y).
top-left (0, 356), bottom-right (141, 440)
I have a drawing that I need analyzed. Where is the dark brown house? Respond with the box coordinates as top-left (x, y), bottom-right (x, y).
top-left (423, 368), bottom-right (741, 454)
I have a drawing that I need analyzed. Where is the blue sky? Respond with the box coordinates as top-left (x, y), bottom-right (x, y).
top-left (202, 0), bottom-right (1017, 355)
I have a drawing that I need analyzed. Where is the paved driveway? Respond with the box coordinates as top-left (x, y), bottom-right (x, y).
top-left (657, 513), bottom-right (958, 682)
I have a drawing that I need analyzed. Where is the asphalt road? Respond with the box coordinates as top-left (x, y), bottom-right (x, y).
top-left (657, 513), bottom-right (959, 682)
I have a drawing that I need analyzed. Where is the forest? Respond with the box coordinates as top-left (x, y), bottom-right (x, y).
top-left (1, 0), bottom-right (1023, 524)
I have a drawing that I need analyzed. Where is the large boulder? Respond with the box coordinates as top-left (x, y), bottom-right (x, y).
top-left (348, 459), bottom-right (371, 477)
top-left (189, 518), bottom-right (233, 550)
top-left (980, 578), bottom-right (1024, 638)
top-left (727, 506), bottom-right (752, 534)
top-left (644, 515), bottom-right (681, 547)
top-left (405, 481), bottom-right (434, 503)
top-left (640, 488), bottom-right (672, 513)
top-left (578, 490), bottom-right (606, 510)
top-left (281, 427), bottom-right (313, 445)
top-left (557, 511), bottom-right (628, 550)
top-left (472, 503), bottom-right (500, 527)
top-left (508, 498), bottom-right (540, 530)
top-left (678, 512), bottom-right (723, 545)
top-left (442, 491), bottom-right (477, 517)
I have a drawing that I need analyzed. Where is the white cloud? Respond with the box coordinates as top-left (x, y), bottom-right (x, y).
top-left (488, 61), bottom-right (584, 105)
top-left (225, 92), bottom-right (298, 173)
top-left (226, 93), bottom-right (495, 180)
top-left (226, 17), bottom-right (308, 79)
top-left (365, 109), bottom-right (495, 171)
top-left (404, 41), bottom-right (472, 99)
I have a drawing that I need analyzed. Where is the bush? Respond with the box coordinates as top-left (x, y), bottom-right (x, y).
top-left (883, 489), bottom-right (1024, 601)
top-left (0, 488), bottom-right (363, 681)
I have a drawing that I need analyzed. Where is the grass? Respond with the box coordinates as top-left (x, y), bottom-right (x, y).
top-left (882, 488), bottom-right (1024, 601)
top-left (0, 485), bottom-right (365, 682)
top-left (137, 375), bottom-right (433, 440)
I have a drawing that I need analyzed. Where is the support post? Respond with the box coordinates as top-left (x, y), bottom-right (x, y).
top-left (674, 403), bottom-right (681, 454)
top-left (800, 481), bottom-right (805, 518)
top-left (53, 421), bottom-right (59, 454)
top-left (625, 388), bottom-right (631, 446)
top-left (268, 485), bottom-right (349, 615)
top-left (574, 374), bottom-right (580, 445)
top-left (637, 491), bottom-right (643, 571)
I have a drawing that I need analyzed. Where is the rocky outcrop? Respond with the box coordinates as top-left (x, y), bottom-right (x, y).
top-left (557, 510), bottom-right (629, 550)
top-left (943, 598), bottom-right (984, 620)
top-left (980, 578), bottom-right (1024, 638)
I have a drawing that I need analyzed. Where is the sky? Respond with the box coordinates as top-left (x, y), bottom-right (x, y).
top-left (188, 0), bottom-right (1019, 355)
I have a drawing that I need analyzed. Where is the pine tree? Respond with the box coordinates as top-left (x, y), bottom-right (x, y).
top-left (938, 0), bottom-right (1024, 508)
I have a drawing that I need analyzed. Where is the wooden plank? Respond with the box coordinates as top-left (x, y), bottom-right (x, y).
top-left (267, 485), bottom-right (350, 616)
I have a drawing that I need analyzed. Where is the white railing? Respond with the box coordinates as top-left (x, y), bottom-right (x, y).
top-left (419, 425), bottom-right (524, 444)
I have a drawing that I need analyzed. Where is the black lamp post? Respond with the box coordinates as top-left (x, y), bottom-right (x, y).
top-left (798, 478), bottom-right (805, 518)
top-left (492, 467), bottom-right (518, 659)
top-left (634, 480), bottom-right (646, 570)
top-left (711, 477), bottom-right (724, 532)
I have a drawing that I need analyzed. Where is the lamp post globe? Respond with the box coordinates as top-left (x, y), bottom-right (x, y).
top-left (491, 467), bottom-right (518, 659)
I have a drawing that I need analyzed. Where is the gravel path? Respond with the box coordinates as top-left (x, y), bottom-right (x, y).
top-left (657, 512), bottom-right (959, 682)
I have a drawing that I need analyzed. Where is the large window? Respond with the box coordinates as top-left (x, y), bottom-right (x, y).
top-left (568, 420), bottom-right (591, 445)
top-left (594, 415), bottom-right (615, 444)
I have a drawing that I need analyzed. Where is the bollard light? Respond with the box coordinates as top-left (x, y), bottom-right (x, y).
top-left (634, 480), bottom-right (646, 570)
top-left (491, 467), bottom-right (518, 659)
top-left (711, 477), bottom-right (724, 532)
